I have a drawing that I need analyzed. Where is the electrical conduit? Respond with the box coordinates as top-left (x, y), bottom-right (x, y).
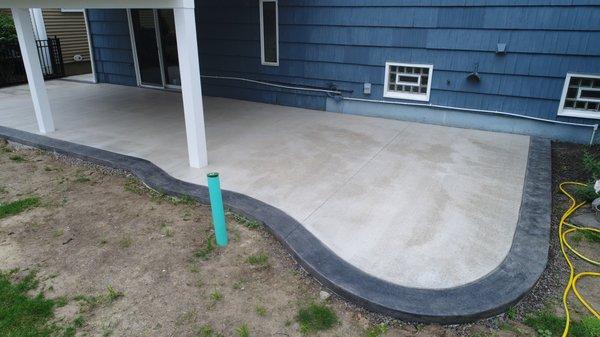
top-left (202, 75), bottom-right (599, 145)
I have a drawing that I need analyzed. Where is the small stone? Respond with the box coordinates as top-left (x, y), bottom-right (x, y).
top-left (356, 313), bottom-right (369, 328)
top-left (570, 212), bottom-right (600, 229)
top-left (319, 290), bottom-right (331, 301)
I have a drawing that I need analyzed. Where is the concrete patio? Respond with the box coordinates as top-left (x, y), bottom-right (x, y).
top-left (0, 80), bottom-right (530, 290)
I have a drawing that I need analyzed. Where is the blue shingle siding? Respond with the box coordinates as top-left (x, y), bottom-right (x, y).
top-left (196, 0), bottom-right (600, 122)
top-left (87, 3), bottom-right (600, 123)
top-left (86, 9), bottom-right (136, 86)
top-left (196, 2), bottom-right (328, 109)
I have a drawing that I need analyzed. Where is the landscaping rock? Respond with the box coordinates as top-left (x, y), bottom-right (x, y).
top-left (570, 212), bottom-right (600, 229)
top-left (319, 290), bottom-right (331, 301)
top-left (356, 313), bottom-right (370, 329)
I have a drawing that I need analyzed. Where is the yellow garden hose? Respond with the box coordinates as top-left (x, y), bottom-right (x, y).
top-left (557, 182), bottom-right (600, 337)
top-left (562, 228), bottom-right (600, 267)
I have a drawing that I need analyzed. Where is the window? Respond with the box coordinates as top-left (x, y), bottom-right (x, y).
top-left (383, 62), bottom-right (433, 101)
top-left (61, 8), bottom-right (84, 13)
top-left (260, 0), bottom-right (278, 66)
top-left (558, 73), bottom-right (600, 119)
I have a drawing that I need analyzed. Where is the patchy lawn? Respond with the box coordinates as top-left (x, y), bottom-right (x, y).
top-left (0, 138), bottom-right (598, 337)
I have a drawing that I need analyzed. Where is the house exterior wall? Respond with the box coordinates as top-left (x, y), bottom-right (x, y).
top-left (86, 2), bottom-right (600, 142)
top-left (41, 9), bottom-right (89, 65)
top-left (1, 8), bottom-right (91, 75)
top-left (86, 9), bottom-right (136, 86)
top-left (196, 0), bottom-right (600, 125)
top-left (42, 8), bottom-right (92, 75)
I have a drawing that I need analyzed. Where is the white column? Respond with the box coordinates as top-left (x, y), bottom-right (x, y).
top-left (12, 8), bottom-right (55, 134)
top-left (83, 10), bottom-right (98, 83)
top-left (29, 9), bottom-right (53, 75)
top-left (28, 9), bottom-right (47, 40)
top-left (174, 7), bottom-right (208, 168)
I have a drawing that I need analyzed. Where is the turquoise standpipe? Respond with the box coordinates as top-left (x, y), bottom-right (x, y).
top-left (207, 172), bottom-right (228, 247)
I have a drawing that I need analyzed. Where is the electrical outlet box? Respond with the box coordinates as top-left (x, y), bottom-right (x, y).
top-left (363, 82), bottom-right (371, 95)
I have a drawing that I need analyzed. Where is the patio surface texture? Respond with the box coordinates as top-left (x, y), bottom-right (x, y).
top-left (0, 80), bottom-right (543, 321)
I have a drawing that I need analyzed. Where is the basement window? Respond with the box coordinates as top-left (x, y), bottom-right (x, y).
top-left (383, 62), bottom-right (433, 101)
top-left (260, 0), bottom-right (279, 66)
top-left (558, 73), bottom-right (600, 119)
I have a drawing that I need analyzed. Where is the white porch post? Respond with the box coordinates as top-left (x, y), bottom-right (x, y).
top-left (12, 8), bottom-right (55, 134)
top-left (173, 7), bottom-right (208, 168)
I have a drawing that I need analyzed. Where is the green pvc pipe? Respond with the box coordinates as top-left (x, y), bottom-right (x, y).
top-left (207, 172), bottom-right (228, 247)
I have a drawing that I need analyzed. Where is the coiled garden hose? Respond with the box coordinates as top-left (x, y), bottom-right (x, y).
top-left (557, 182), bottom-right (600, 337)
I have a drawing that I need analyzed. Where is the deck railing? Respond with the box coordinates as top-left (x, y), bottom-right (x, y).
top-left (0, 37), bottom-right (65, 87)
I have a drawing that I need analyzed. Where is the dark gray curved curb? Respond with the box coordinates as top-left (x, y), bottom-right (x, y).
top-left (0, 125), bottom-right (551, 324)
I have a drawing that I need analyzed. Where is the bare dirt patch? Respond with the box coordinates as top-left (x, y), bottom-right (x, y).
top-left (0, 138), bottom-right (597, 337)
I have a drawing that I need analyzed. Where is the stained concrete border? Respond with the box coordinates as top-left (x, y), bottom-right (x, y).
top-left (0, 125), bottom-right (551, 324)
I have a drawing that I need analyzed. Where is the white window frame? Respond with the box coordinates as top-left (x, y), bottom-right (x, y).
top-left (383, 62), bottom-right (433, 102)
top-left (558, 73), bottom-right (600, 119)
top-left (259, 0), bottom-right (279, 66)
top-left (61, 8), bottom-right (84, 13)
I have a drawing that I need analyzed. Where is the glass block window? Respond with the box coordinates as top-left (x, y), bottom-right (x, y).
top-left (383, 62), bottom-right (433, 101)
top-left (559, 74), bottom-right (600, 119)
top-left (564, 77), bottom-right (600, 108)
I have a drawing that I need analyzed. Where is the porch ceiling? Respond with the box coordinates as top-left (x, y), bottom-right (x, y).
top-left (0, 80), bottom-right (531, 290)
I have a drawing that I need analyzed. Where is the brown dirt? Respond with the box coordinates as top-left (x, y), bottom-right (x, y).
top-left (0, 139), bottom-right (597, 337)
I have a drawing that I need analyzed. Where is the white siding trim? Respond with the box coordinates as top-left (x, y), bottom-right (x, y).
top-left (83, 9), bottom-right (97, 83)
top-left (5, 0), bottom-right (195, 9)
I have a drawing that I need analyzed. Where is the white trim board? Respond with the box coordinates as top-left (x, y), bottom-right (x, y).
top-left (5, 0), bottom-right (195, 9)
top-left (83, 9), bottom-right (98, 83)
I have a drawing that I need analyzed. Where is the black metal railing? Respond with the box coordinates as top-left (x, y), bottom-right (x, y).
top-left (0, 37), bottom-right (65, 87)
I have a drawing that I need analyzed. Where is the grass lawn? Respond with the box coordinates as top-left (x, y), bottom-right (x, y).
top-left (0, 138), bottom-right (598, 337)
top-left (1, 270), bottom-right (63, 337)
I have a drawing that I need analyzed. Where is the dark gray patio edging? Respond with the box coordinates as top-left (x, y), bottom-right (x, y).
top-left (0, 125), bottom-right (551, 324)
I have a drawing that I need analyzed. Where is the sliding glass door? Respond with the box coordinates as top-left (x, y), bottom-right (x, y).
top-left (129, 9), bottom-right (180, 89)
top-left (130, 9), bottom-right (163, 87)
top-left (158, 9), bottom-right (180, 87)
